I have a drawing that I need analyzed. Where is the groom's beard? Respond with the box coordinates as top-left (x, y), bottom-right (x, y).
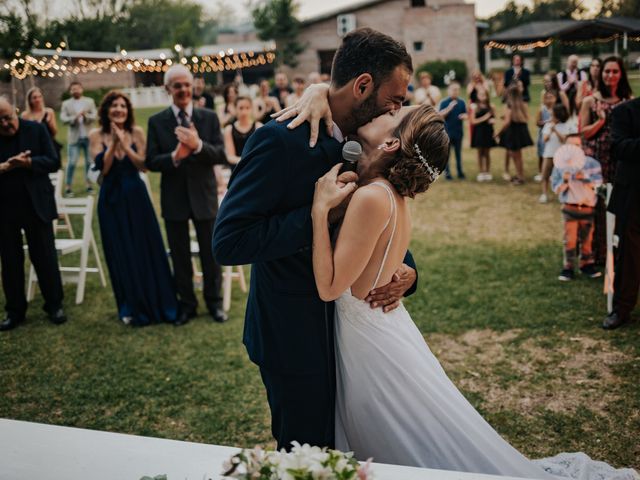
top-left (349, 91), bottom-right (385, 132)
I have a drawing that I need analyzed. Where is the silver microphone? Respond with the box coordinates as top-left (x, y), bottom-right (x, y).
top-left (339, 140), bottom-right (362, 174)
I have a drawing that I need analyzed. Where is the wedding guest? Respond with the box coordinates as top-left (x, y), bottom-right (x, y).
top-left (467, 70), bottom-right (491, 105)
top-left (603, 97), bottom-right (640, 329)
top-left (535, 90), bottom-right (556, 182)
top-left (0, 96), bottom-right (66, 331)
top-left (503, 54), bottom-right (530, 102)
top-left (558, 55), bottom-right (587, 116)
top-left (89, 91), bottom-right (178, 326)
top-left (495, 84), bottom-right (532, 185)
top-left (60, 81), bottom-right (97, 196)
top-left (540, 104), bottom-right (576, 203)
top-left (551, 135), bottom-right (602, 281)
top-left (224, 96), bottom-right (263, 171)
top-left (576, 58), bottom-right (601, 113)
top-left (308, 72), bottom-right (322, 85)
top-left (286, 76), bottom-right (306, 108)
top-left (414, 72), bottom-right (441, 107)
top-left (254, 79), bottom-right (281, 124)
top-left (541, 71), bottom-right (570, 112)
top-left (270, 72), bottom-right (293, 109)
top-left (439, 81), bottom-right (467, 180)
top-left (21, 87), bottom-right (61, 160)
top-left (145, 65), bottom-right (228, 325)
top-left (218, 83), bottom-right (238, 127)
top-left (470, 88), bottom-right (496, 182)
top-left (579, 55), bottom-right (633, 264)
top-left (193, 76), bottom-right (214, 110)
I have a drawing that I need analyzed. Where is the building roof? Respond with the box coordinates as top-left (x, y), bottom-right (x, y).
top-left (301, 0), bottom-right (471, 26)
top-left (484, 17), bottom-right (640, 43)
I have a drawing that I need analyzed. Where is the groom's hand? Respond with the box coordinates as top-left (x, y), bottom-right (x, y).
top-left (366, 264), bottom-right (417, 313)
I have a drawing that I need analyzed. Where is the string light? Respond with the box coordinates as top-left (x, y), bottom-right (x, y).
top-left (6, 40), bottom-right (277, 80)
top-left (485, 34), bottom-right (640, 51)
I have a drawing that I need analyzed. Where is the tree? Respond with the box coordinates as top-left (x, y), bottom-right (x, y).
top-left (40, 0), bottom-right (209, 52)
top-left (252, 0), bottom-right (305, 68)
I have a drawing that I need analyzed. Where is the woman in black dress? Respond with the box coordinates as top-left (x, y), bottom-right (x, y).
top-left (21, 87), bottom-right (62, 160)
top-left (223, 96), bottom-right (263, 172)
top-left (470, 88), bottom-right (496, 181)
top-left (495, 84), bottom-right (533, 185)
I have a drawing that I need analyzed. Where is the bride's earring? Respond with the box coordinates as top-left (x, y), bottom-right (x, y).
top-left (377, 143), bottom-right (387, 150)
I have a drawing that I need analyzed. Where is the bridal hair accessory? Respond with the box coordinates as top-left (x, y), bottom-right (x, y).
top-left (414, 143), bottom-right (440, 183)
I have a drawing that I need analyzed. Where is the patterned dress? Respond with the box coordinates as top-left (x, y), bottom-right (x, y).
top-left (582, 97), bottom-right (623, 265)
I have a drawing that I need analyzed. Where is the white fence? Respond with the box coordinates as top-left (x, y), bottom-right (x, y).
top-left (121, 86), bottom-right (171, 108)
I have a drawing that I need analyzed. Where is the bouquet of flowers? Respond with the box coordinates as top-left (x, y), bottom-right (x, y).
top-left (222, 441), bottom-right (373, 480)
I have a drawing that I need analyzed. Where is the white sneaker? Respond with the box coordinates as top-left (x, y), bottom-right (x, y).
top-left (476, 173), bottom-right (484, 182)
top-left (484, 173), bottom-right (493, 181)
top-left (502, 172), bottom-right (511, 182)
top-left (533, 173), bottom-right (543, 182)
top-left (121, 316), bottom-right (132, 325)
top-left (538, 193), bottom-right (548, 204)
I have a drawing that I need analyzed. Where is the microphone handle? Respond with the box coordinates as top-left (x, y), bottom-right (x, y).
top-left (339, 161), bottom-right (358, 174)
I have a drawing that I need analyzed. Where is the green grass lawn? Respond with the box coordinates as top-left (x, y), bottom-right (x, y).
top-left (1, 78), bottom-right (639, 469)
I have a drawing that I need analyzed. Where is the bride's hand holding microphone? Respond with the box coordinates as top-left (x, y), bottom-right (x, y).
top-left (312, 163), bottom-right (358, 221)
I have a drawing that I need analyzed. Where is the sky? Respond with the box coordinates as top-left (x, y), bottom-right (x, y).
top-left (213, 0), bottom-right (600, 22)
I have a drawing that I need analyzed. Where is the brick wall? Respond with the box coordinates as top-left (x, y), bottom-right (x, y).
top-left (283, 0), bottom-right (478, 82)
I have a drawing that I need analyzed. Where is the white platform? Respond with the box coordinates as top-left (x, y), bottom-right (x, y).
top-left (0, 418), bottom-right (527, 480)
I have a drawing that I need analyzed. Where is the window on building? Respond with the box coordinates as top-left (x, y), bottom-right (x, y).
top-left (413, 41), bottom-right (424, 52)
top-left (411, 0), bottom-right (426, 6)
top-left (318, 50), bottom-right (337, 75)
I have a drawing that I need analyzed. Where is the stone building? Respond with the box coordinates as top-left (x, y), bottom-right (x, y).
top-left (285, 0), bottom-right (478, 79)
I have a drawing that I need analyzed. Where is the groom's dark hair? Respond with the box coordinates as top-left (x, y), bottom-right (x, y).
top-left (331, 28), bottom-right (413, 89)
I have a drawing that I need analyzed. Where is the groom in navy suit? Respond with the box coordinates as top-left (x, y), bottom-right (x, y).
top-left (213, 29), bottom-right (418, 450)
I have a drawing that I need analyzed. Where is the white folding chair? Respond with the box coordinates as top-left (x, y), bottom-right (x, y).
top-left (604, 183), bottom-right (618, 312)
top-left (188, 238), bottom-right (247, 312)
top-left (27, 195), bottom-right (107, 304)
top-left (49, 170), bottom-right (75, 238)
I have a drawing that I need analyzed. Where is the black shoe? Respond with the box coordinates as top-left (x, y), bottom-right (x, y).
top-left (208, 304), bottom-right (228, 323)
top-left (558, 269), bottom-right (574, 281)
top-left (602, 311), bottom-right (629, 330)
top-left (0, 315), bottom-right (23, 331)
top-left (175, 309), bottom-right (196, 326)
top-left (580, 264), bottom-right (602, 278)
top-left (458, 174), bottom-right (466, 180)
top-left (48, 308), bottom-right (67, 325)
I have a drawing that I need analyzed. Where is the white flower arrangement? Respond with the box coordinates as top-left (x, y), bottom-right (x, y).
top-left (222, 442), bottom-right (374, 480)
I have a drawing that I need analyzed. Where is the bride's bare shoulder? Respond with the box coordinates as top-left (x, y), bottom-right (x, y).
top-left (346, 183), bottom-right (394, 219)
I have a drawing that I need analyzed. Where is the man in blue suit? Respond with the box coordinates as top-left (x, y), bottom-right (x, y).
top-left (213, 28), bottom-right (418, 450)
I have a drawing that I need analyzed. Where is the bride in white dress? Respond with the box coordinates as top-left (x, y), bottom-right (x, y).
top-left (309, 104), bottom-right (638, 480)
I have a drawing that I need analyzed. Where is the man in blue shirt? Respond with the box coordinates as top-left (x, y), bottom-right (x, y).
top-left (439, 81), bottom-right (467, 179)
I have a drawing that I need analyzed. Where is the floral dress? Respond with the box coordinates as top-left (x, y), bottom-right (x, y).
top-left (581, 97), bottom-right (623, 265)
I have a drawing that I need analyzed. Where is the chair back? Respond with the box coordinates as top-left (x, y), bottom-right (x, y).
top-left (49, 170), bottom-right (64, 202)
top-left (57, 196), bottom-right (95, 248)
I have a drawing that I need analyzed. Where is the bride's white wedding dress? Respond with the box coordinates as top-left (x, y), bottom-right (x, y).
top-left (334, 182), bottom-right (638, 480)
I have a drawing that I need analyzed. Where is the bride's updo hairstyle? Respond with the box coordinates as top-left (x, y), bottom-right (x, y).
top-left (385, 105), bottom-right (449, 198)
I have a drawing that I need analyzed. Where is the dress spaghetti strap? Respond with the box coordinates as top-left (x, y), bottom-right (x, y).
top-left (368, 182), bottom-right (397, 291)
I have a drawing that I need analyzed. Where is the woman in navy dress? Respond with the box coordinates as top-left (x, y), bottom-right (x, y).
top-left (89, 91), bottom-right (177, 326)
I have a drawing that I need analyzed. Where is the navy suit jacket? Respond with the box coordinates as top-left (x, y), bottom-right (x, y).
top-left (213, 119), bottom-right (418, 375)
top-left (145, 107), bottom-right (227, 221)
top-left (0, 120), bottom-right (59, 223)
top-left (609, 98), bottom-right (640, 224)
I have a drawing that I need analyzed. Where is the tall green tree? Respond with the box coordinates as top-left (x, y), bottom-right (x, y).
top-left (252, 0), bottom-right (305, 68)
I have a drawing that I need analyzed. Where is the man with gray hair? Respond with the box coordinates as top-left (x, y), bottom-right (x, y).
top-left (558, 54), bottom-right (586, 115)
top-left (0, 96), bottom-right (66, 331)
top-left (146, 65), bottom-right (228, 325)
